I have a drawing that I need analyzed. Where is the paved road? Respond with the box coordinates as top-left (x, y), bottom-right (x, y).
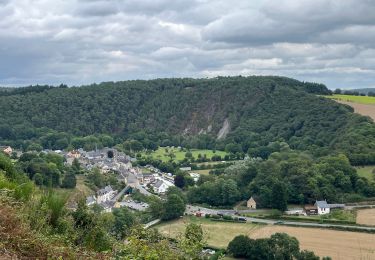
top-left (186, 205), bottom-right (375, 231)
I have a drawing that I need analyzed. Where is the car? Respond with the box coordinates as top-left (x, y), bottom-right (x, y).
top-left (238, 217), bottom-right (247, 222)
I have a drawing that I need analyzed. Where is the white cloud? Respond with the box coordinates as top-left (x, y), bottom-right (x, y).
top-left (0, 0), bottom-right (374, 88)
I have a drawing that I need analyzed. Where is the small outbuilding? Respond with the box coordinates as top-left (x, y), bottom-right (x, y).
top-left (247, 196), bottom-right (257, 209)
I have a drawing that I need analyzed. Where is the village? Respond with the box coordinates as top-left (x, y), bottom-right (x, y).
top-left (0, 145), bottom-right (349, 216)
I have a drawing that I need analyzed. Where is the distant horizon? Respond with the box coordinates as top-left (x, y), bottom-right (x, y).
top-left (0, 75), bottom-right (374, 91)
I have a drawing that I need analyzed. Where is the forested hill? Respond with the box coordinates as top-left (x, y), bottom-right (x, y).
top-left (0, 76), bottom-right (374, 165)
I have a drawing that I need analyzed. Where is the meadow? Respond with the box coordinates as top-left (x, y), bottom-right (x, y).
top-left (156, 216), bottom-right (375, 260)
top-left (140, 147), bottom-right (228, 163)
top-left (356, 208), bottom-right (375, 226)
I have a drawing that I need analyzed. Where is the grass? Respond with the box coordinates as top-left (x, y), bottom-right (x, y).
top-left (356, 166), bottom-right (375, 182)
top-left (325, 94), bottom-right (375, 105)
top-left (141, 147), bottom-right (228, 163)
top-left (189, 169), bottom-right (211, 175)
top-left (156, 216), bottom-right (261, 248)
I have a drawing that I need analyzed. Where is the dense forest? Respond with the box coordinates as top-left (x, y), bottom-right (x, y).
top-left (0, 76), bottom-right (374, 165)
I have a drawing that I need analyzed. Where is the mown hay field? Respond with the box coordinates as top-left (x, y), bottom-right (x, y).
top-left (157, 216), bottom-right (375, 260)
top-left (357, 208), bottom-right (375, 226)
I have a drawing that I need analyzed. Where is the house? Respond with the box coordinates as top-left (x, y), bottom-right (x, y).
top-left (86, 195), bottom-right (96, 206)
top-left (153, 180), bottom-right (170, 194)
top-left (247, 196), bottom-right (257, 209)
top-left (67, 150), bottom-right (81, 159)
top-left (189, 172), bottom-right (200, 182)
top-left (304, 205), bottom-right (318, 215)
top-left (99, 201), bottom-right (114, 213)
top-left (96, 185), bottom-right (116, 203)
top-left (314, 200), bottom-right (345, 215)
top-left (0, 146), bottom-right (12, 155)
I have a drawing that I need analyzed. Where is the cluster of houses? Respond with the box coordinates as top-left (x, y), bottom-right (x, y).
top-left (65, 148), bottom-right (134, 174)
top-left (86, 185), bottom-right (118, 213)
top-left (247, 196), bottom-right (345, 216)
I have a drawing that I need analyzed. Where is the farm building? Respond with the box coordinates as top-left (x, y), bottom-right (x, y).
top-left (247, 196), bottom-right (257, 209)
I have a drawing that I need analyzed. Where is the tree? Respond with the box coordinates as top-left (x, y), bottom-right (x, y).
top-left (227, 235), bottom-right (251, 258)
top-left (61, 172), bottom-right (77, 188)
top-left (178, 223), bottom-right (206, 259)
top-left (162, 194), bottom-right (186, 220)
top-left (112, 207), bottom-right (136, 239)
top-left (271, 182), bottom-right (288, 211)
top-left (174, 174), bottom-right (185, 188)
top-left (72, 158), bottom-right (81, 173)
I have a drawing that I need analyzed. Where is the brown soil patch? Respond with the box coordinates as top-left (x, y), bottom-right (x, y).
top-left (357, 208), bottom-right (375, 226)
top-left (337, 101), bottom-right (375, 121)
top-left (251, 225), bottom-right (375, 260)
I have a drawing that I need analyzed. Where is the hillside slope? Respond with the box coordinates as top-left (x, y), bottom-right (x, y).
top-left (0, 76), bottom-right (374, 164)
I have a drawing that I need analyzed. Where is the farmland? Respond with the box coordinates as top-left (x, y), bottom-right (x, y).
top-left (140, 147), bottom-right (228, 163)
top-left (325, 94), bottom-right (375, 121)
top-left (157, 216), bottom-right (375, 259)
top-left (326, 94), bottom-right (375, 105)
top-left (356, 208), bottom-right (375, 226)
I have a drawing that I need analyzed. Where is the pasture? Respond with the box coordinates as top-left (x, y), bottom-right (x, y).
top-left (156, 216), bottom-right (375, 260)
top-left (141, 147), bottom-right (227, 162)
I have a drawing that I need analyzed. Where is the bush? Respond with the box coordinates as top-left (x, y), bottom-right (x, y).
top-left (223, 215), bottom-right (233, 220)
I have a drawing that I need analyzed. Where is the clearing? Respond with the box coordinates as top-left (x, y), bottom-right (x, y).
top-left (157, 216), bottom-right (375, 260)
top-left (141, 147), bottom-right (227, 163)
top-left (356, 166), bottom-right (375, 182)
top-left (356, 208), bottom-right (375, 226)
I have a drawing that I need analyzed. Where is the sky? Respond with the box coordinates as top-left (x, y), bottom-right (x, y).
top-left (0, 0), bottom-right (374, 89)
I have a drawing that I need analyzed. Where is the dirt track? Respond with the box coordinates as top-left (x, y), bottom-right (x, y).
top-left (337, 100), bottom-right (375, 121)
top-left (251, 225), bottom-right (375, 260)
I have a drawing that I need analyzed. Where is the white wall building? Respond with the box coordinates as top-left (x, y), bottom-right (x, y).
top-left (96, 185), bottom-right (116, 203)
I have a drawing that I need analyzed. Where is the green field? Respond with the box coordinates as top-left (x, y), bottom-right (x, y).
top-left (156, 216), bottom-right (261, 248)
top-left (141, 147), bottom-right (228, 163)
top-left (325, 94), bottom-right (375, 105)
top-left (356, 166), bottom-right (375, 182)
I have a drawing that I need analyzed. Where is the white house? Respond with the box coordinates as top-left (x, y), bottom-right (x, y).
top-left (314, 200), bottom-right (345, 215)
top-left (315, 200), bottom-right (330, 215)
top-left (153, 180), bottom-right (169, 194)
top-left (96, 185), bottom-right (116, 203)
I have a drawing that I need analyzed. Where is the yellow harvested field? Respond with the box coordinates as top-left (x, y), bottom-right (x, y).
top-left (357, 208), bottom-right (375, 226)
top-left (157, 217), bottom-right (375, 259)
top-left (336, 100), bottom-right (375, 121)
top-left (251, 226), bottom-right (375, 260)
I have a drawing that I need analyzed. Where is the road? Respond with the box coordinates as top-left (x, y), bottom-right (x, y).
top-left (186, 205), bottom-right (375, 231)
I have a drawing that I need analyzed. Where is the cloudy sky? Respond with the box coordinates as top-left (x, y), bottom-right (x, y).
top-left (0, 0), bottom-right (374, 89)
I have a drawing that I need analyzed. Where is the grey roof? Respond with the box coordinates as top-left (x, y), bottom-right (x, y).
top-left (315, 200), bottom-right (345, 209)
top-left (97, 185), bottom-right (113, 196)
top-left (86, 196), bottom-right (96, 204)
top-left (154, 180), bottom-right (164, 189)
top-left (315, 200), bottom-right (329, 208)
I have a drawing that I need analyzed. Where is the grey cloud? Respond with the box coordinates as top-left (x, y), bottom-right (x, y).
top-left (0, 0), bottom-right (374, 89)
